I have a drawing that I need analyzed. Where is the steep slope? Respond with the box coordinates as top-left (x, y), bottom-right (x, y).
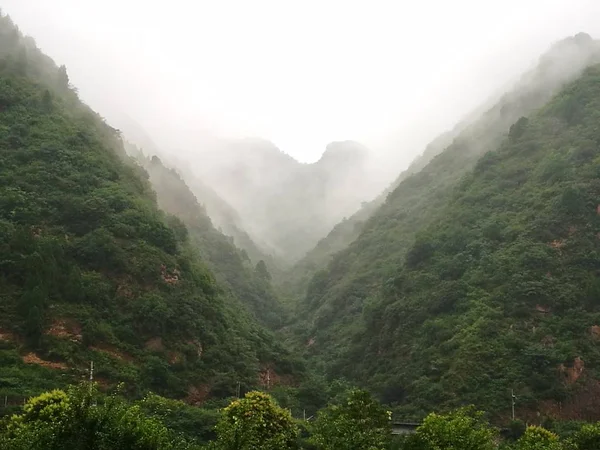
top-left (130, 148), bottom-right (288, 329)
top-left (285, 34), bottom-right (599, 297)
top-left (123, 140), bottom-right (279, 271)
top-left (343, 62), bottom-right (600, 420)
top-left (173, 158), bottom-right (281, 270)
top-left (283, 129), bottom-right (464, 294)
top-left (194, 138), bottom-right (379, 262)
top-left (294, 33), bottom-right (600, 408)
top-left (0, 14), bottom-right (300, 400)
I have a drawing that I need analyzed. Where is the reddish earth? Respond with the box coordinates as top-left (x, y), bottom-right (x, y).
top-left (559, 356), bottom-right (585, 385)
top-left (145, 337), bottom-right (165, 352)
top-left (185, 384), bottom-right (211, 405)
top-left (46, 319), bottom-right (82, 342)
top-left (22, 353), bottom-right (68, 370)
top-left (0, 329), bottom-right (16, 342)
top-left (258, 365), bottom-right (296, 389)
top-left (90, 344), bottom-right (134, 362)
top-left (160, 264), bottom-right (181, 285)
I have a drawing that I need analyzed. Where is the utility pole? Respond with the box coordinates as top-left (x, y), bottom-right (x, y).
top-left (89, 361), bottom-right (98, 407)
top-left (236, 381), bottom-right (241, 399)
top-left (511, 389), bottom-right (517, 421)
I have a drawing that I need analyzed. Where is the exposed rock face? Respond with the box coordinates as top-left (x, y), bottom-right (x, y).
top-left (559, 357), bottom-right (585, 385)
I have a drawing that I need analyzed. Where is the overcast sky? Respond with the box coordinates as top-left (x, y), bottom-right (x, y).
top-left (3, 0), bottom-right (600, 164)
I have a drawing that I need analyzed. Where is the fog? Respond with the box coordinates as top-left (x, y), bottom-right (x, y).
top-left (4, 1), bottom-right (600, 165)
top-left (4, 0), bottom-right (600, 261)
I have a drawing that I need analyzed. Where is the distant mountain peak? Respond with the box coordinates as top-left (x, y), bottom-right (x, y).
top-left (317, 140), bottom-right (369, 167)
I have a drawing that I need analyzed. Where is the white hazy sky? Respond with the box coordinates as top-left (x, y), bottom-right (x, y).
top-left (3, 0), bottom-right (600, 164)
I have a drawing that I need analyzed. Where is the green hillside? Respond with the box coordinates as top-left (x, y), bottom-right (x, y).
top-left (350, 61), bottom-right (600, 419)
top-left (292, 34), bottom-right (600, 418)
top-left (133, 149), bottom-right (288, 329)
top-left (284, 35), bottom-right (598, 299)
top-left (0, 13), bottom-right (300, 401)
top-left (281, 130), bottom-right (457, 295)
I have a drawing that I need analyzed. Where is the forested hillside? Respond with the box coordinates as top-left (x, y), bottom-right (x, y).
top-left (165, 154), bottom-right (282, 273)
top-left (350, 61), bottom-right (600, 419)
top-left (0, 13), bottom-right (301, 402)
top-left (128, 147), bottom-right (288, 329)
top-left (282, 129), bottom-right (463, 294)
top-left (292, 33), bottom-right (600, 418)
top-left (285, 33), bottom-right (600, 297)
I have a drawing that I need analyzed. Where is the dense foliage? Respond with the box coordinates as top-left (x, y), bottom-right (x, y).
top-left (4, 386), bottom-right (600, 449)
top-left (288, 33), bottom-right (600, 419)
top-left (133, 150), bottom-right (289, 330)
top-left (309, 388), bottom-right (391, 450)
top-left (0, 385), bottom-right (199, 449)
top-left (6, 6), bottom-right (600, 446)
top-left (402, 407), bottom-right (497, 450)
top-left (0, 12), bottom-right (298, 402)
top-left (210, 391), bottom-right (298, 449)
top-left (284, 34), bottom-right (599, 299)
top-left (345, 62), bottom-right (600, 418)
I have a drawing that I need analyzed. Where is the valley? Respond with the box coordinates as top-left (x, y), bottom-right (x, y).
top-left (2, 6), bottom-right (600, 449)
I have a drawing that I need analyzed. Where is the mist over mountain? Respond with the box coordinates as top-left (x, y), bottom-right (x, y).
top-left (7, 2), bottom-right (600, 447)
top-left (284, 32), bottom-right (600, 293)
top-left (188, 138), bottom-right (381, 262)
top-left (282, 32), bottom-right (600, 420)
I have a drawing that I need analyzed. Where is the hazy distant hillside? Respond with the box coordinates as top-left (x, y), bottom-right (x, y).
top-left (283, 127), bottom-right (467, 294)
top-left (125, 144), bottom-right (289, 329)
top-left (291, 33), bottom-right (600, 417)
top-left (193, 138), bottom-right (379, 262)
top-left (122, 140), bottom-right (280, 275)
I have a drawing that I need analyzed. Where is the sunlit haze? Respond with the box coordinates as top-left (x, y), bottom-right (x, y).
top-left (4, 0), bottom-right (600, 167)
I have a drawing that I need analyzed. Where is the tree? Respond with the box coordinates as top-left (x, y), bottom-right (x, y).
top-left (255, 260), bottom-right (271, 281)
top-left (57, 65), bottom-right (69, 90)
top-left (0, 384), bottom-right (198, 450)
top-left (211, 391), bottom-right (298, 450)
top-left (516, 426), bottom-right (562, 450)
top-left (309, 388), bottom-right (391, 450)
top-left (404, 407), bottom-right (497, 450)
top-left (41, 89), bottom-right (53, 112)
top-left (566, 423), bottom-right (600, 450)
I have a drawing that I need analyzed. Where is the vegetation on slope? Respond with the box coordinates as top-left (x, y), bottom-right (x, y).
top-left (304, 58), bottom-right (600, 420)
top-left (291, 33), bottom-right (600, 386)
top-left (0, 12), bottom-right (299, 401)
top-left (285, 34), bottom-right (600, 299)
top-left (132, 149), bottom-right (289, 329)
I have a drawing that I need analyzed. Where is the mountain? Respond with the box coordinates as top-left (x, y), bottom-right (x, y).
top-left (123, 140), bottom-right (279, 272)
top-left (0, 13), bottom-right (301, 401)
top-left (282, 128), bottom-right (465, 295)
top-left (291, 33), bottom-right (600, 419)
top-left (125, 145), bottom-right (288, 329)
top-left (285, 34), bottom-right (600, 297)
top-left (193, 138), bottom-right (380, 263)
top-left (172, 158), bottom-right (281, 270)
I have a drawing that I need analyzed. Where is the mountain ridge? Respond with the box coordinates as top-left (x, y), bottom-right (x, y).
top-left (0, 13), bottom-right (301, 402)
top-left (287, 32), bottom-right (600, 419)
